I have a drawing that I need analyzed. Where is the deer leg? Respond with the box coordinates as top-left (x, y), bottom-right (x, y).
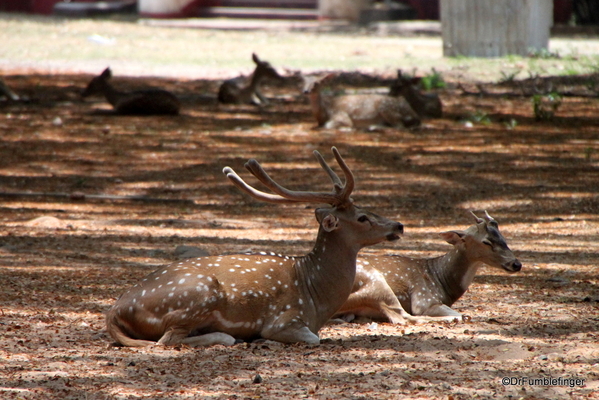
top-left (182, 332), bottom-right (236, 347)
top-left (379, 303), bottom-right (445, 324)
top-left (378, 108), bottom-right (403, 128)
top-left (418, 303), bottom-right (463, 322)
top-left (376, 303), bottom-right (410, 325)
top-left (325, 112), bottom-right (354, 129)
top-left (253, 89), bottom-right (269, 105)
top-left (336, 271), bottom-right (410, 324)
top-left (156, 326), bottom-right (192, 346)
top-left (262, 324), bottom-right (320, 345)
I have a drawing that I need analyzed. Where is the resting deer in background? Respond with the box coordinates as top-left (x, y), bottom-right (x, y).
top-left (218, 53), bottom-right (282, 105)
top-left (335, 212), bottom-right (521, 322)
top-left (106, 147), bottom-right (405, 347)
top-left (389, 70), bottom-right (443, 118)
top-left (82, 67), bottom-right (180, 115)
top-left (303, 74), bottom-right (420, 130)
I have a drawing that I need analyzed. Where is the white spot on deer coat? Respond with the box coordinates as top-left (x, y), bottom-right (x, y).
top-left (147, 317), bottom-right (161, 325)
top-left (213, 310), bottom-right (245, 329)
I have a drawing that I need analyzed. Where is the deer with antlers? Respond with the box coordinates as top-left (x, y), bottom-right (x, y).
top-left (335, 212), bottom-right (521, 322)
top-left (106, 147), bottom-right (405, 347)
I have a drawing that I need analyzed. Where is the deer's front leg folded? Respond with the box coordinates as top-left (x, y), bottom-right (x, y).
top-left (106, 147), bottom-right (404, 347)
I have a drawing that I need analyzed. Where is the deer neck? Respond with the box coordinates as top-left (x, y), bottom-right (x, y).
top-left (295, 229), bottom-right (359, 329)
top-left (99, 80), bottom-right (126, 107)
top-left (427, 247), bottom-right (483, 306)
top-left (308, 90), bottom-right (331, 126)
top-left (248, 68), bottom-right (265, 92)
top-left (401, 87), bottom-right (426, 112)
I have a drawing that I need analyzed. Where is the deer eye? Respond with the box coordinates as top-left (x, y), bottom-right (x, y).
top-left (482, 240), bottom-right (493, 247)
top-left (357, 215), bottom-right (369, 223)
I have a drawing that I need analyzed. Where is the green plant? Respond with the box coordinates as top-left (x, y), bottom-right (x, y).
top-left (420, 68), bottom-right (446, 90)
top-left (527, 48), bottom-right (561, 59)
top-left (498, 69), bottom-right (521, 84)
top-left (532, 92), bottom-right (563, 121)
top-left (504, 118), bottom-right (518, 130)
top-left (466, 110), bottom-right (491, 125)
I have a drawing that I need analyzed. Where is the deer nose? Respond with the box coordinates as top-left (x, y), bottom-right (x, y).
top-left (385, 222), bottom-right (404, 241)
top-left (506, 259), bottom-right (522, 272)
top-left (396, 223), bottom-right (404, 235)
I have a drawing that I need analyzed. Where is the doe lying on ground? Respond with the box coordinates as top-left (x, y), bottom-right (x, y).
top-left (389, 70), bottom-right (443, 118)
top-left (82, 67), bottom-right (180, 115)
top-left (106, 147), bottom-right (405, 347)
top-left (303, 74), bottom-right (420, 130)
top-left (218, 53), bottom-right (282, 105)
top-left (335, 212), bottom-right (521, 322)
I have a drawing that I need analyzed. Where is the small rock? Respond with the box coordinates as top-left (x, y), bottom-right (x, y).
top-left (547, 352), bottom-right (563, 362)
top-left (52, 116), bottom-right (63, 126)
top-left (252, 374), bottom-right (263, 384)
top-left (367, 322), bottom-right (378, 330)
top-left (25, 216), bottom-right (64, 228)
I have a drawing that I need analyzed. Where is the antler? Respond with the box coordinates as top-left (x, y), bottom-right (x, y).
top-left (470, 211), bottom-right (484, 224)
top-left (483, 210), bottom-right (496, 222)
top-left (471, 211), bottom-right (498, 229)
top-left (223, 147), bottom-right (354, 207)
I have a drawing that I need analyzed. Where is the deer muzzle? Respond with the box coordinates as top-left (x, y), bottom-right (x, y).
top-left (386, 222), bottom-right (404, 241)
top-left (503, 259), bottom-right (522, 272)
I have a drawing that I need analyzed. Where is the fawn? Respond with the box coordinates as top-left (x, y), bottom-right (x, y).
top-left (335, 212), bottom-right (521, 322)
top-left (82, 67), bottom-right (180, 115)
top-left (303, 74), bottom-right (421, 129)
top-left (106, 147), bottom-right (405, 347)
top-left (388, 70), bottom-right (443, 118)
top-left (218, 53), bottom-right (282, 105)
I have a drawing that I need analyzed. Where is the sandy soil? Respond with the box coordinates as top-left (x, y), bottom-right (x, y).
top-left (0, 70), bottom-right (598, 399)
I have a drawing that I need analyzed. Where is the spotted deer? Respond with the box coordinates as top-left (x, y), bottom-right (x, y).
top-left (303, 74), bottom-right (420, 130)
top-left (218, 53), bottom-right (282, 105)
top-left (389, 70), bottom-right (443, 118)
top-left (335, 212), bottom-right (521, 322)
top-left (106, 147), bottom-right (405, 347)
top-left (82, 67), bottom-right (180, 115)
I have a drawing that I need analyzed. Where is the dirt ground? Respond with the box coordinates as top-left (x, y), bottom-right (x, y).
top-left (1, 70), bottom-right (598, 400)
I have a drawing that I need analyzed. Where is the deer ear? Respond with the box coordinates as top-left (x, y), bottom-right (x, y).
top-left (252, 53), bottom-right (260, 64)
top-left (321, 214), bottom-right (340, 232)
top-left (439, 231), bottom-right (466, 245)
top-left (101, 68), bottom-right (112, 78)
